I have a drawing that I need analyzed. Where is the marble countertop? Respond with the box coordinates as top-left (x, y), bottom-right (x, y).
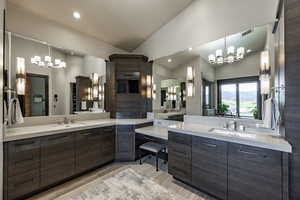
top-left (168, 123), bottom-right (292, 153)
top-left (4, 118), bottom-right (153, 142)
top-left (135, 126), bottom-right (168, 140)
top-left (134, 123), bottom-right (291, 153)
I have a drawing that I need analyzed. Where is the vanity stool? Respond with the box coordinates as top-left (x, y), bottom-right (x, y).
top-left (139, 142), bottom-right (166, 171)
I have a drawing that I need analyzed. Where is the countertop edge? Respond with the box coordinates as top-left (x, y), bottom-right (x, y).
top-left (4, 119), bottom-right (153, 142)
top-left (168, 127), bottom-right (292, 153)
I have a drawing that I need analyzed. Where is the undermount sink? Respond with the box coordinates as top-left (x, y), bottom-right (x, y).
top-left (209, 128), bottom-right (282, 138)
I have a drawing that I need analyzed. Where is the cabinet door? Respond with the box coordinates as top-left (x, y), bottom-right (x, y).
top-left (115, 125), bottom-right (135, 161)
top-left (41, 133), bottom-right (75, 187)
top-left (168, 131), bottom-right (192, 183)
top-left (75, 129), bottom-right (103, 173)
top-left (100, 126), bottom-right (116, 164)
top-left (192, 136), bottom-right (227, 200)
top-left (228, 143), bottom-right (282, 200)
top-left (5, 138), bottom-right (41, 200)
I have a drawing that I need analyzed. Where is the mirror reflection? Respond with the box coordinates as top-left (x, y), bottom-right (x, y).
top-left (153, 23), bottom-right (276, 120)
top-left (4, 33), bottom-right (106, 118)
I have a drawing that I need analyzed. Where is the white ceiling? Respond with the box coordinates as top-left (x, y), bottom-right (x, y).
top-left (8, 0), bottom-right (194, 51)
top-left (155, 24), bottom-right (268, 69)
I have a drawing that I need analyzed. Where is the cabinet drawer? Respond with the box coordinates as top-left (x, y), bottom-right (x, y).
top-left (168, 131), bottom-right (191, 146)
top-left (192, 166), bottom-right (227, 200)
top-left (228, 143), bottom-right (282, 178)
top-left (102, 126), bottom-right (115, 133)
top-left (168, 141), bottom-right (191, 160)
top-left (168, 154), bottom-right (191, 183)
top-left (7, 169), bottom-right (40, 200)
top-left (76, 153), bottom-right (102, 173)
top-left (192, 136), bottom-right (227, 172)
top-left (7, 138), bottom-right (40, 154)
top-left (7, 149), bottom-right (40, 177)
top-left (41, 133), bottom-right (74, 147)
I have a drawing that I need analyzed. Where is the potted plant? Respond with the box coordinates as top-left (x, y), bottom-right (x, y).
top-left (218, 104), bottom-right (229, 116)
top-left (250, 107), bottom-right (258, 119)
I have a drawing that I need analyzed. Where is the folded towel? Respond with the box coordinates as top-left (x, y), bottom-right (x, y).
top-left (8, 97), bottom-right (24, 125)
top-left (4, 100), bottom-right (8, 125)
top-left (263, 97), bottom-right (278, 129)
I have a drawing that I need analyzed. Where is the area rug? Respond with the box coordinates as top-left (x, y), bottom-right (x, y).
top-left (57, 168), bottom-right (181, 200)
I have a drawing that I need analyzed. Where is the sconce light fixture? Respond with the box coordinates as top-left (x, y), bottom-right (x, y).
top-left (152, 84), bottom-right (157, 100)
top-left (98, 76), bottom-right (105, 102)
top-left (91, 73), bottom-right (99, 99)
top-left (186, 66), bottom-right (195, 97)
top-left (146, 75), bottom-right (152, 99)
top-left (16, 57), bottom-right (26, 95)
top-left (87, 87), bottom-right (92, 100)
top-left (260, 50), bottom-right (271, 94)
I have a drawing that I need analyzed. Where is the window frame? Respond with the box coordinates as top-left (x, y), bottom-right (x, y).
top-left (217, 76), bottom-right (262, 119)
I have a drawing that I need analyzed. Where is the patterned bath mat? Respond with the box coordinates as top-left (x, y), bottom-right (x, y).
top-left (57, 168), bottom-right (181, 200)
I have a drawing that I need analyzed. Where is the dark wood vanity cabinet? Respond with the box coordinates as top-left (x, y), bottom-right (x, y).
top-left (4, 138), bottom-right (41, 200)
top-left (192, 136), bottom-right (228, 200)
top-left (228, 143), bottom-right (283, 200)
top-left (4, 126), bottom-right (116, 200)
top-left (168, 131), bottom-right (287, 200)
top-left (41, 133), bottom-right (76, 187)
top-left (168, 131), bottom-right (192, 183)
top-left (115, 125), bottom-right (135, 161)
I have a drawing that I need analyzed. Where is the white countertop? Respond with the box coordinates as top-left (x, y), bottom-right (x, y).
top-left (4, 118), bottom-right (153, 142)
top-left (168, 123), bottom-right (292, 153)
top-left (135, 126), bottom-right (168, 140)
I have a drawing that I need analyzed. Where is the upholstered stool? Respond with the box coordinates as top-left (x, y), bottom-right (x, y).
top-left (139, 142), bottom-right (165, 171)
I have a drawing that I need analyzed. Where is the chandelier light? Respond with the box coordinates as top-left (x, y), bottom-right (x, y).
top-left (208, 34), bottom-right (248, 65)
top-left (31, 46), bottom-right (67, 68)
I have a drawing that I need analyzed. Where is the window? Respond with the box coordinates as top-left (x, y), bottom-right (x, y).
top-left (202, 79), bottom-right (214, 109)
top-left (218, 76), bottom-right (261, 119)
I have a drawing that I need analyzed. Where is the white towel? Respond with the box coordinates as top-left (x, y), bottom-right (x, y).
top-left (263, 97), bottom-right (278, 129)
top-left (8, 97), bottom-right (24, 125)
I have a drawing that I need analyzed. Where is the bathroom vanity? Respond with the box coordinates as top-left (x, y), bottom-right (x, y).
top-left (167, 124), bottom-right (291, 200)
top-left (3, 119), bottom-right (153, 200)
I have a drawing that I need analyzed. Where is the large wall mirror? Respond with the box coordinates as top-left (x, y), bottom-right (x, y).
top-left (4, 32), bottom-right (106, 118)
top-left (152, 22), bottom-right (282, 122)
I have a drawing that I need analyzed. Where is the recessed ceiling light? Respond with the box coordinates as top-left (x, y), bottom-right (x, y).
top-left (73, 11), bottom-right (81, 19)
top-left (247, 49), bottom-right (252, 53)
top-left (168, 59), bottom-right (172, 63)
top-left (188, 47), bottom-right (193, 51)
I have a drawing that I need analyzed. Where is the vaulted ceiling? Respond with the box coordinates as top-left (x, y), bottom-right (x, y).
top-left (8, 0), bottom-right (194, 51)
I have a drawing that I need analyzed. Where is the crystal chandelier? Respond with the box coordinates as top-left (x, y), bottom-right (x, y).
top-left (208, 35), bottom-right (246, 65)
top-left (31, 46), bottom-right (67, 68)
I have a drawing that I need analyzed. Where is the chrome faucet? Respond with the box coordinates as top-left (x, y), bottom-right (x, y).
top-left (63, 117), bottom-right (70, 124)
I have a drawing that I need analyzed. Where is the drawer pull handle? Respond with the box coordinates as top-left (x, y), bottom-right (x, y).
top-left (15, 178), bottom-right (34, 187)
top-left (238, 149), bottom-right (258, 156)
top-left (103, 128), bottom-right (113, 132)
top-left (15, 141), bottom-right (35, 147)
top-left (49, 135), bottom-right (69, 141)
top-left (202, 143), bottom-right (217, 148)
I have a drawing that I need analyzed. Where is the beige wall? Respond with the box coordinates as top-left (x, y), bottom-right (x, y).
top-left (134, 0), bottom-right (278, 60)
top-left (7, 4), bottom-right (128, 60)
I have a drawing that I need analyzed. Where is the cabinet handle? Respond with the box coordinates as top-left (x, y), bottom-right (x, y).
top-left (238, 149), bottom-right (258, 156)
top-left (202, 143), bottom-right (217, 148)
top-left (15, 141), bottom-right (35, 147)
top-left (48, 135), bottom-right (69, 141)
top-left (103, 128), bottom-right (113, 132)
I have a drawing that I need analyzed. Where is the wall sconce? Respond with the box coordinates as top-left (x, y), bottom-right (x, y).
top-left (16, 57), bottom-right (26, 95)
top-left (146, 75), bottom-right (152, 99)
top-left (98, 82), bottom-right (105, 101)
top-left (152, 84), bottom-right (156, 100)
top-left (186, 66), bottom-right (195, 97)
top-left (260, 50), bottom-right (271, 94)
top-left (87, 87), bottom-right (92, 100)
top-left (91, 73), bottom-right (99, 99)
